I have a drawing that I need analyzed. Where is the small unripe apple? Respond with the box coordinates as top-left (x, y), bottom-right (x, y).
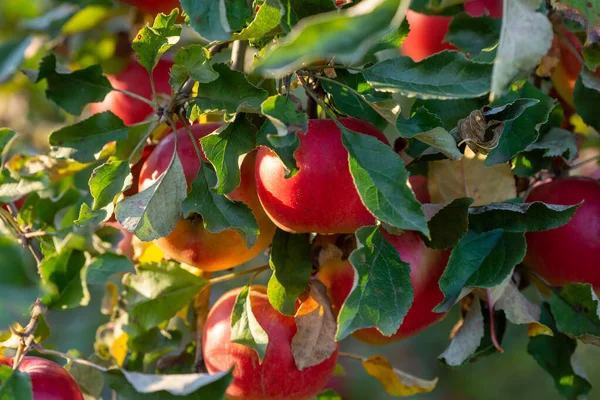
top-left (401, 0), bottom-right (503, 61)
top-left (203, 286), bottom-right (338, 400)
top-left (319, 230), bottom-right (450, 345)
top-left (0, 356), bottom-right (83, 400)
top-left (524, 177), bottom-right (600, 287)
top-left (255, 118), bottom-right (388, 234)
top-left (139, 124), bottom-right (276, 271)
top-left (91, 59), bottom-right (173, 126)
top-left (119, 0), bottom-right (181, 15)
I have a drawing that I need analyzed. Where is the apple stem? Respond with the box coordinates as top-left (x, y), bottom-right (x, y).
top-left (485, 289), bottom-right (504, 354)
top-left (208, 265), bottom-right (270, 286)
top-left (338, 351), bottom-right (365, 362)
top-left (194, 271), bottom-right (213, 373)
top-left (177, 112), bottom-right (204, 164)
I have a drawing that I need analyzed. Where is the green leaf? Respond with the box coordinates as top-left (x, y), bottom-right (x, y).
top-left (0, 128), bottom-right (18, 165)
top-left (190, 64), bottom-right (268, 114)
top-left (61, 5), bottom-right (113, 34)
top-left (316, 389), bottom-right (342, 400)
top-left (413, 98), bottom-right (485, 130)
top-left (528, 304), bottom-right (592, 400)
top-left (104, 368), bottom-right (232, 399)
top-left (486, 83), bottom-right (555, 166)
top-left (370, 17), bottom-right (410, 53)
top-left (526, 127), bottom-right (578, 162)
top-left (396, 106), bottom-right (443, 137)
top-left (115, 148), bottom-right (187, 242)
top-left (231, 285), bottom-right (269, 363)
top-left (336, 226), bottom-right (414, 340)
top-left (88, 160), bottom-right (133, 211)
top-left (364, 51), bottom-right (493, 100)
top-left (0, 36), bottom-right (32, 84)
top-left (490, 0), bottom-right (552, 100)
top-left (233, 0), bottom-right (282, 40)
top-left (341, 126), bottom-right (429, 236)
top-left (550, 284), bottom-right (600, 346)
top-left (115, 121), bottom-right (158, 163)
top-left (86, 253), bottom-right (135, 286)
top-left (124, 262), bottom-right (208, 333)
top-left (170, 45), bottom-right (218, 91)
top-left (181, 161), bottom-right (259, 247)
top-left (200, 115), bottom-right (257, 195)
top-left (49, 112), bottom-right (128, 163)
top-left (435, 230), bottom-right (527, 312)
top-left (39, 248), bottom-right (89, 309)
top-left (574, 69), bottom-right (600, 132)
top-left (255, 0), bottom-right (409, 76)
top-left (267, 230), bottom-right (312, 316)
top-left (132, 9), bottom-right (181, 73)
top-left (180, 0), bottom-right (251, 42)
top-left (468, 201), bottom-right (580, 233)
top-left (256, 120), bottom-right (300, 178)
top-left (421, 197), bottom-right (473, 249)
top-left (36, 54), bottom-right (113, 115)
top-left (280, 0), bottom-right (338, 32)
top-left (583, 43), bottom-right (600, 71)
top-left (322, 70), bottom-right (391, 128)
top-left (261, 95), bottom-right (308, 137)
top-left (444, 12), bottom-right (501, 55)
top-left (0, 365), bottom-right (33, 400)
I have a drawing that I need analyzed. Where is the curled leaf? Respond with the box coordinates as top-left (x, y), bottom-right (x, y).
top-left (362, 354), bottom-right (438, 397)
top-left (457, 109), bottom-right (503, 155)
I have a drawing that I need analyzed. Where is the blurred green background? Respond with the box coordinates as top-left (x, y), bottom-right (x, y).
top-left (1, 0), bottom-right (600, 399)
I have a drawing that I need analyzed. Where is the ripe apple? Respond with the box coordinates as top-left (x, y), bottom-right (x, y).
top-left (319, 230), bottom-right (450, 345)
top-left (524, 177), bottom-right (600, 287)
top-left (401, 0), bottom-right (503, 61)
top-left (203, 286), bottom-right (339, 400)
top-left (0, 356), bottom-right (83, 400)
top-left (139, 124), bottom-right (276, 271)
top-left (255, 118), bottom-right (388, 234)
top-left (119, 0), bottom-right (181, 15)
top-left (91, 59), bottom-right (173, 126)
top-left (408, 175), bottom-right (431, 204)
top-left (550, 26), bottom-right (600, 108)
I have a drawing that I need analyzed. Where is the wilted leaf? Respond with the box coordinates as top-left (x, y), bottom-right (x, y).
top-left (439, 300), bottom-right (484, 366)
top-left (336, 226), bottom-right (414, 340)
top-left (495, 281), bottom-right (552, 335)
top-left (231, 285), bottom-right (269, 363)
top-left (292, 281), bottom-right (337, 370)
top-left (490, 0), bottom-right (553, 100)
top-left (428, 153), bottom-right (516, 206)
top-left (268, 230), bottom-right (312, 316)
top-left (362, 354), bottom-right (437, 396)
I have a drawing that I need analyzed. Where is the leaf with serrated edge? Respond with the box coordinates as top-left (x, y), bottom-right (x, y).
top-left (362, 355), bottom-right (437, 396)
top-left (268, 230), bottom-right (312, 316)
top-left (261, 95), bottom-right (308, 137)
top-left (421, 197), bottom-right (473, 249)
top-left (170, 44), bottom-right (219, 91)
top-left (292, 281), bottom-right (337, 370)
top-left (89, 160), bottom-right (133, 210)
top-left (231, 285), bottom-right (269, 363)
top-left (336, 226), bottom-right (414, 340)
top-left (233, 0), bottom-right (282, 40)
top-left (549, 284), bottom-right (600, 346)
top-left (341, 126), bottom-right (429, 235)
top-left (490, 0), bottom-right (552, 100)
top-left (86, 253), bottom-right (134, 286)
top-left (428, 152), bottom-right (516, 206)
top-left (256, 120), bottom-right (300, 178)
top-left (495, 281), bottom-right (552, 335)
top-left (439, 300), bottom-right (484, 366)
top-left (526, 127), bottom-right (577, 162)
top-left (115, 148), bottom-right (187, 242)
top-left (365, 51), bottom-right (493, 99)
top-left (132, 9), bottom-right (181, 72)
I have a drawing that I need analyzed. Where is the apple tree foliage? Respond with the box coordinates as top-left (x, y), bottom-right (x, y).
top-left (0, 0), bottom-right (599, 399)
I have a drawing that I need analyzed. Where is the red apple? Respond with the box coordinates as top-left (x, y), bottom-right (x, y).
top-left (524, 177), bottom-right (600, 287)
top-left (319, 230), bottom-right (450, 345)
top-left (401, 0), bottom-right (503, 61)
top-left (408, 175), bottom-right (431, 204)
top-left (104, 221), bottom-right (135, 261)
top-left (139, 124), bottom-right (276, 271)
top-left (0, 356), bottom-right (83, 400)
top-left (203, 286), bottom-right (339, 400)
top-left (255, 118), bottom-right (387, 234)
top-left (119, 0), bottom-right (181, 15)
top-left (91, 59), bottom-right (173, 126)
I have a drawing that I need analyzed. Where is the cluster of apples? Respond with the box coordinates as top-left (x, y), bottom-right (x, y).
top-left (3, 1), bottom-right (600, 399)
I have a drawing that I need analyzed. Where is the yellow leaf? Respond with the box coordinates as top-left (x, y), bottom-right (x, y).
top-left (528, 322), bottom-right (554, 337)
top-left (428, 150), bottom-right (516, 206)
top-left (362, 355), bottom-right (438, 397)
top-left (110, 332), bottom-right (129, 367)
top-left (135, 240), bottom-right (165, 263)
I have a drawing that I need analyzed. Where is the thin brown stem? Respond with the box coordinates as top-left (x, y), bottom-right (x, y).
top-left (3, 203), bottom-right (43, 264)
top-left (485, 289), bottom-right (504, 354)
top-left (569, 154), bottom-right (600, 170)
top-left (194, 271), bottom-right (213, 373)
top-left (12, 300), bottom-right (47, 370)
top-left (208, 265), bottom-right (270, 286)
top-left (112, 88), bottom-right (156, 107)
top-left (34, 346), bottom-right (109, 372)
top-left (338, 351), bottom-right (366, 362)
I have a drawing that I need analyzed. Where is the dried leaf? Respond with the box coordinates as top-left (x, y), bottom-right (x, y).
top-left (292, 281), bottom-right (338, 370)
top-left (439, 300), bottom-right (484, 366)
top-left (428, 152), bottom-right (516, 206)
top-left (457, 109), bottom-right (503, 154)
top-left (362, 355), bottom-right (438, 397)
top-left (495, 281), bottom-right (553, 336)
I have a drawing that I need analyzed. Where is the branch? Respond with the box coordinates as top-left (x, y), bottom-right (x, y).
top-left (34, 346), bottom-right (109, 372)
top-left (231, 41), bottom-right (248, 72)
top-left (11, 299), bottom-right (47, 370)
top-left (208, 265), bottom-right (270, 286)
top-left (193, 272), bottom-right (212, 373)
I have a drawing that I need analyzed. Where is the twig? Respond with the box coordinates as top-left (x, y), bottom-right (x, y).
top-left (231, 41), bottom-right (248, 72)
top-left (485, 289), bottom-right (504, 354)
top-left (338, 351), bottom-right (366, 362)
top-left (12, 300), bottom-right (47, 370)
top-left (193, 272), bottom-right (212, 373)
top-left (34, 346), bottom-right (109, 372)
top-left (208, 265), bottom-right (270, 286)
top-left (569, 154), bottom-right (600, 170)
top-left (112, 88), bottom-right (156, 107)
top-left (3, 203), bottom-right (43, 264)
